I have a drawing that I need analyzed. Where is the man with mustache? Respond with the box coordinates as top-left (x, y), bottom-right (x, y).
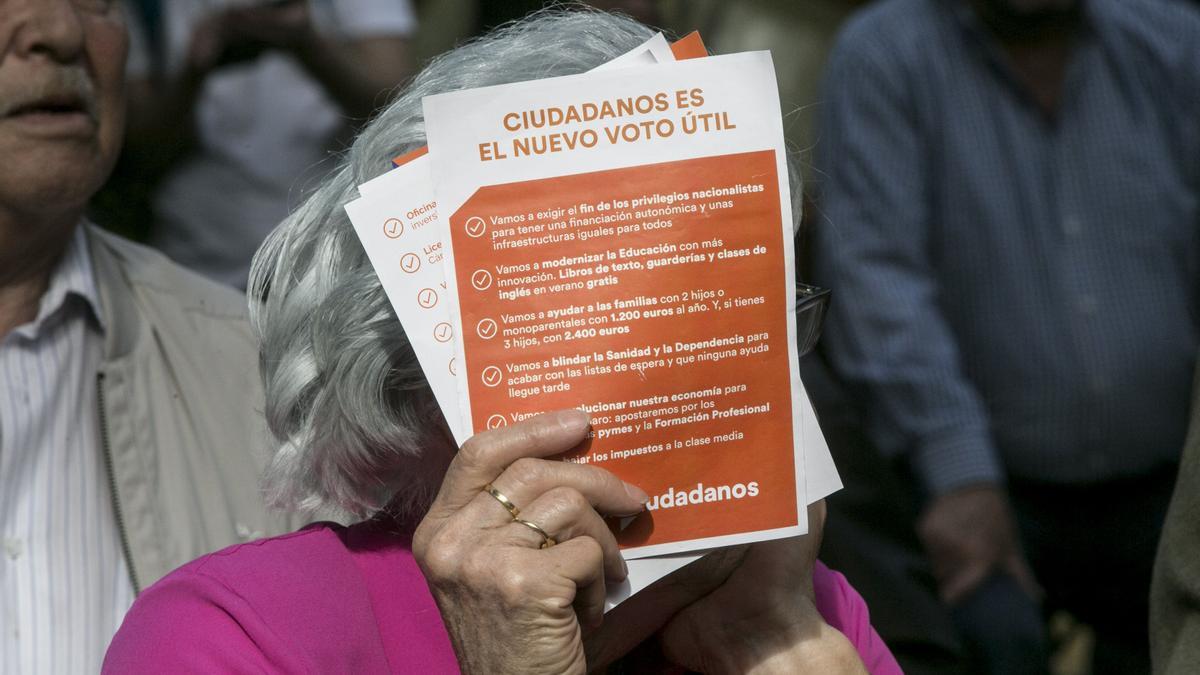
top-left (814, 0), bottom-right (1200, 672)
top-left (0, 1), bottom-right (293, 670)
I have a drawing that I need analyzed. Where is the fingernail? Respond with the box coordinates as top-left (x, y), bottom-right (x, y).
top-left (556, 409), bottom-right (590, 432)
top-left (621, 556), bottom-right (629, 578)
top-left (623, 482), bottom-right (650, 504)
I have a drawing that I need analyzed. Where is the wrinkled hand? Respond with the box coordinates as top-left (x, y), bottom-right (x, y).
top-left (413, 410), bottom-right (648, 674)
top-left (659, 501), bottom-right (866, 674)
top-left (917, 485), bottom-right (1040, 604)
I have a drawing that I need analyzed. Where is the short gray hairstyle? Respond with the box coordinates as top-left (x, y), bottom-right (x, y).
top-left (248, 8), bottom-right (803, 519)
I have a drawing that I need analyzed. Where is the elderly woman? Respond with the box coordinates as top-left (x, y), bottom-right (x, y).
top-left (104, 10), bottom-right (899, 674)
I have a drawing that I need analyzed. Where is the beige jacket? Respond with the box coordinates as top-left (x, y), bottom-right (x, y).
top-left (1151, 358), bottom-right (1200, 674)
top-left (87, 225), bottom-right (297, 593)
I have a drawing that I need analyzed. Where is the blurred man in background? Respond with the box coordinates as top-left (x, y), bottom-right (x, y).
top-left (0, 2), bottom-right (293, 670)
top-left (121, 0), bottom-right (414, 288)
top-left (814, 0), bottom-right (1200, 672)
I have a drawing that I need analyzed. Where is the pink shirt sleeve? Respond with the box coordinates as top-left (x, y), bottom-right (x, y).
top-left (813, 562), bottom-right (904, 674)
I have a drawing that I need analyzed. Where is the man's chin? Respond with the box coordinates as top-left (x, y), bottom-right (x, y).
top-left (0, 146), bottom-right (108, 222)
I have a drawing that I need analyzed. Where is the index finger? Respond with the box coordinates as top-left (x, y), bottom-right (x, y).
top-left (428, 409), bottom-right (591, 516)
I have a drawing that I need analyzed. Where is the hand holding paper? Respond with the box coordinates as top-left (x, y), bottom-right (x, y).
top-left (425, 49), bottom-right (821, 558)
top-left (346, 32), bottom-right (840, 608)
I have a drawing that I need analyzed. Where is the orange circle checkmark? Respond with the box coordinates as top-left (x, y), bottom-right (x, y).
top-left (433, 322), bottom-right (453, 343)
top-left (400, 253), bottom-right (421, 273)
top-left (417, 288), bottom-right (438, 308)
top-left (383, 218), bottom-right (404, 239)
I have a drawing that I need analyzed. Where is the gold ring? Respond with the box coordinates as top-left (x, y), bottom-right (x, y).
top-left (514, 518), bottom-right (556, 549)
top-left (483, 483), bottom-right (520, 518)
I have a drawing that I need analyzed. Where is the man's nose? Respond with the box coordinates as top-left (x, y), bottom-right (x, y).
top-left (5, 0), bottom-right (87, 64)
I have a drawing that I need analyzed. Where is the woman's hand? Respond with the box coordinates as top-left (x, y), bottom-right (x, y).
top-left (659, 501), bottom-right (867, 674)
top-left (412, 410), bottom-right (648, 674)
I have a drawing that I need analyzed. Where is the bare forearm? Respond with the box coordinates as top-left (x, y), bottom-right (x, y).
top-left (695, 606), bottom-right (867, 675)
top-left (583, 547), bottom-right (747, 669)
top-left (735, 622), bottom-right (867, 675)
top-left (294, 35), bottom-right (411, 120)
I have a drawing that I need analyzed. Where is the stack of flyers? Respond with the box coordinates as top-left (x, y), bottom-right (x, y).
top-left (345, 31), bottom-right (841, 609)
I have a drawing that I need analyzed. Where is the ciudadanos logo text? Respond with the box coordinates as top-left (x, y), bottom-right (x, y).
top-left (646, 480), bottom-right (760, 511)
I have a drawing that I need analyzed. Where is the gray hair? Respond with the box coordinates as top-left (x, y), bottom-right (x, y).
top-left (248, 8), bottom-right (803, 519)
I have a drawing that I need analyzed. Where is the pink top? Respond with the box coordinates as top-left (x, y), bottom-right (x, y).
top-left (104, 520), bottom-right (901, 673)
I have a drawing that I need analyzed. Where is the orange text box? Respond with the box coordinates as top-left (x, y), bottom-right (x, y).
top-left (449, 150), bottom-right (797, 550)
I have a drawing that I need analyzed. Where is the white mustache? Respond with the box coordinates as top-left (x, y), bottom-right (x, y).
top-left (0, 66), bottom-right (97, 118)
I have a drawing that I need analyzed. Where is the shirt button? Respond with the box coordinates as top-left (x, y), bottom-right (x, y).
top-left (1063, 215), bottom-right (1082, 236)
top-left (1078, 295), bottom-right (1098, 315)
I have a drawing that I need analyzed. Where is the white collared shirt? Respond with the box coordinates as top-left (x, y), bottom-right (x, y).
top-left (0, 227), bottom-right (135, 673)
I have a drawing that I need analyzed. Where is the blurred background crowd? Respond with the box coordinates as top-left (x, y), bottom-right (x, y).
top-left (51, 0), bottom-right (1200, 672)
top-left (92, 0), bottom-right (864, 286)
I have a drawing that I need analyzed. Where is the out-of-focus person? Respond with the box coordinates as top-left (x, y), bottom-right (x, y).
top-left (659, 1), bottom-right (866, 183)
top-left (813, 0), bottom-right (1200, 672)
top-left (121, 0), bottom-right (415, 288)
top-left (1151, 357), bottom-right (1200, 674)
top-left (656, 4), bottom-right (972, 671)
top-left (0, 1), bottom-right (294, 671)
top-left (103, 11), bottom-right (901, 673)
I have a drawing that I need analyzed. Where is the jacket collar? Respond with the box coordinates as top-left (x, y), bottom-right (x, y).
top-left (85, 224), bottom-right (143, 362)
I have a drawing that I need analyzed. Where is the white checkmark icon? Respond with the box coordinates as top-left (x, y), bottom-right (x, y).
top-left (465, 217), bottom-right (486, 238)
top-left (477, 319), bottom-right (497, 339)
top-left (482, 366), bottom-right (502, 386)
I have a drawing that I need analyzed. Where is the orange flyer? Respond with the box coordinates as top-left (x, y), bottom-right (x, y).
top-left (423, 52), bottom-right (834, 558)
top-left (668, 31), bottom-right (707, 60)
